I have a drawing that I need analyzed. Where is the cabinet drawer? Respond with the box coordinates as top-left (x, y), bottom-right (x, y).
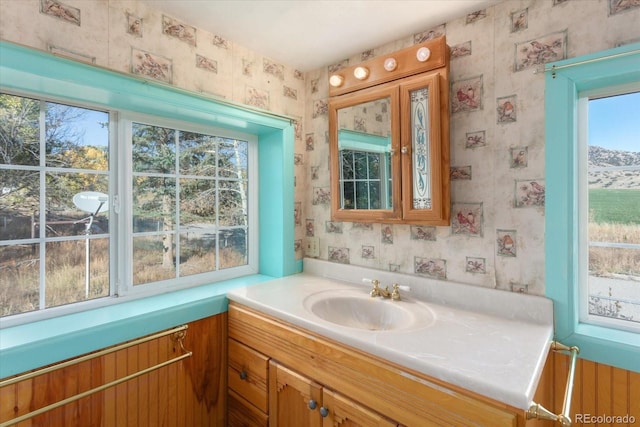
top-left (228, 390), bottom-right (268, 427)
top-left (228, 338), bottom-right (269, 412)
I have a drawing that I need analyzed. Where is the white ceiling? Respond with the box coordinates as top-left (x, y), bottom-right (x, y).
top-left (141, 0), bottom-right (499, 71)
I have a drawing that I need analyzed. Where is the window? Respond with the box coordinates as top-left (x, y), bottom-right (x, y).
top-left (340, 149), bottom-right (391, 209)
top-left (580, 91), bottom-right (640, 331)
top-left (127, 119), bottom-right (254, 290)
top-left (0, 93), bottom-right (256, 319)
top-left (545, 42), bottom-right (640, 372)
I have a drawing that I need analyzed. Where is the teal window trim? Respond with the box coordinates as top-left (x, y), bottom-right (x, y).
top-left (545, 42), bottom-right (640, 373)
top-left (0, 41), bottom-right (301, 377)
top-left (337, 129), bottom-right (391, 153)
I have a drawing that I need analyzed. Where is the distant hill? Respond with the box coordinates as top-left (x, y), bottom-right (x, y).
top-left (588, 146), bottom-right (640, 189)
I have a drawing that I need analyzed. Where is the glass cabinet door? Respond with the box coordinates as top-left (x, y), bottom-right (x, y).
top-left (400, 72), bottom-right (450, 224)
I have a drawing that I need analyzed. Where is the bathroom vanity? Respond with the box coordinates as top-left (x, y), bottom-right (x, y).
top-left (226, 259), bottom-right (554, 426)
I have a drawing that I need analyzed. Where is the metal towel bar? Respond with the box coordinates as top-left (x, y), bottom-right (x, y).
top-left (0, 324), bottom-right (192, 427)
top-left (526, 340), bottom-right (580, 426)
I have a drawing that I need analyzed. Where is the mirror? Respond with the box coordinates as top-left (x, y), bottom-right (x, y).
top-left (328, 36), bottom-right (450, 225)
top-left (329, 86), bottom-right (401, 222)
top-left (337, 97), bottom-right (392, 210)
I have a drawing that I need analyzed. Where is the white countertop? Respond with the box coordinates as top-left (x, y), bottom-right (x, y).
top-left (227, 258), bottom-right (554, 410)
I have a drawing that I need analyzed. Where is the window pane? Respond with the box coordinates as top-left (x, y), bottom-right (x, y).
top-left (367, 152), bottom-right (380, 178)
top-left (587, 92), bottom-right (640, 325)
top-left (0, 244), bottom-right (40, 316)
top-left (133, 176), bottom-right (176, 233)
top-left (341, 151), bottom-right (354, 180)
top-left (219, 228), bottom-right (247, 269)
top-left (180, 178), bottom-right (216, 226)
top-left (180, 231), bottom-right (217, 276)
top-left (133, 235), bottom-right (175, 285)
top-left (179, 131), bottom-right (217, 176)
top-left (46, 103), bottom-right (108, 169)
top-left (1, 93), bottom-right (111, 317)
top-left (355, 181), bottom-right (369, 209)
top-left (132, 123), bottom-right (175, 173)
top-left (46, 172), bottom-right (109, 238)
top-left (0, 93), bottom-right (40, 166)
top-left (354, 152), bottom-right (368, 179)
top-left (219, 180), bottom-right (247, 226)
top-left (369, 181), bottom-right (381, 209)
top-left (45, 239), bottom-right (109, 308)
top-left (218, 139), bottom-right (247, 179)
top-left (0, 170), bottom-right (39, 240)
top-left (342, 181), bottom-right (354, 209)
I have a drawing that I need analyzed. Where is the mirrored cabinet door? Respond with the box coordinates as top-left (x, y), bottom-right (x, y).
top-left (400, 72), bottom-right (450, 224)
top-left (329, 84), bottom-right (401, 222)
top-left (328, 36), bottom-right (450, 225)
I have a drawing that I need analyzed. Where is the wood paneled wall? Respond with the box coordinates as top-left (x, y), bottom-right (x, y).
top-left (529, 352), bottom-right (639, 426)
top-left (0, 314), bottom-right (227, 427)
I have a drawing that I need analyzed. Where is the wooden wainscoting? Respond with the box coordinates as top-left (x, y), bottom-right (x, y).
top-left (0, 313), bottom-right (227, 427)
top-left (528, 352), bottom-right (639, 426)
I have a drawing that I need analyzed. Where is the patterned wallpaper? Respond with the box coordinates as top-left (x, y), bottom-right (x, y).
top-left (1, 0), bottom-right (639, 296)
top-left (302, 0), bottom-right (640, 295)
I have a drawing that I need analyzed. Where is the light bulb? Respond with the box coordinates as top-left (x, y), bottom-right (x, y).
top-left (329, 74), bottom-right (344, 87)
top-left (353, 66), bottom-right (369, 80)
top-left (383, 57), bottom-right (397, 71)
top-left (416, 47), bottom-right (431, 62)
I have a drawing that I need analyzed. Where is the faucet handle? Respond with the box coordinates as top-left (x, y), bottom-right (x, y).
top-left (364, 278), bottom-right (381, 297)
top-left (391, 283), bottom-right (410, 301)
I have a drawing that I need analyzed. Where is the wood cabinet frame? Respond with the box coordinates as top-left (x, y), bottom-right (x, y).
top-left (328, 36), bottom-right (450, 225)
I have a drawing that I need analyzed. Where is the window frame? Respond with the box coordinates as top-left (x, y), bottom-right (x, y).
top-left (577, 88), bottom-right (640, 334)
top-left (0, 40), bottom-right (298, 330)
top-left (119, 112), bottom-right (259, 298)
top-left (545, 42), bottom-right (640, 372)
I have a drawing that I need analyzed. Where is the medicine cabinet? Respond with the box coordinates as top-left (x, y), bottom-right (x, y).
top-left (328, 36), bottom-right (450, 225)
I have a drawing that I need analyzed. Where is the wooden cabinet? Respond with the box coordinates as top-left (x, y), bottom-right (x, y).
top-left (328, 36), bottom-right (450, 225)
top-left (228, 301), bottom-right (528, 427)
top-left (269, 361), bottom-right (399, 427)
top-left (228, 312), bottom-right (402, 427)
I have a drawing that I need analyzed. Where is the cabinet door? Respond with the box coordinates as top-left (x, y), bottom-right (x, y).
top-left (269, 361), bottom-right (323, 427)
top-left (400, 71), bottom-right (450, 225)
top-left (322, 389), bottom-right (398, 427)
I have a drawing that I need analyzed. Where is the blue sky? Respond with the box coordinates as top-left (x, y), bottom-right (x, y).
top-left (78, 109), bottom-right (109, 148)
top-left (589, 91), bottom-right (639, 153)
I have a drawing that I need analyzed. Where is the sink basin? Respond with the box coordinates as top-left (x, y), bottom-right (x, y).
top-left (303, 289), bottom-right (435, 331)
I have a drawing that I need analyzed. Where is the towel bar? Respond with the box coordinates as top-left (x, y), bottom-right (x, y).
top-left (526, 340), bottom-right (580, 427)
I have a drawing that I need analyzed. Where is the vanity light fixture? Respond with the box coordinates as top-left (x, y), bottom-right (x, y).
top-left (416, 47), bottom-right (431, 62)
top-left (353, 66), bottom-right (369, 80)
top-left (329, 74), bottom-right (344, 87)
top-left (383, 57), bottom-right (397, 72)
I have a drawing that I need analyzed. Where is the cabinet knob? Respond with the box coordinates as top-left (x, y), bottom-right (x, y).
top-left (308, 399), bottom-right (318, 410)
top-left (320, 406), bottom-right (329, 417)
top-left (239, 370), bottom-right (248, 380)
top-left (401, 146), bottom-right (408, 154)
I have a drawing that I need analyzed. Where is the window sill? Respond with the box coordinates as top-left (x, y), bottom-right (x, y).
top-left (0, 274), bottom-right (274, 379)
top-left (557, 321), bottom-right (640, 372)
